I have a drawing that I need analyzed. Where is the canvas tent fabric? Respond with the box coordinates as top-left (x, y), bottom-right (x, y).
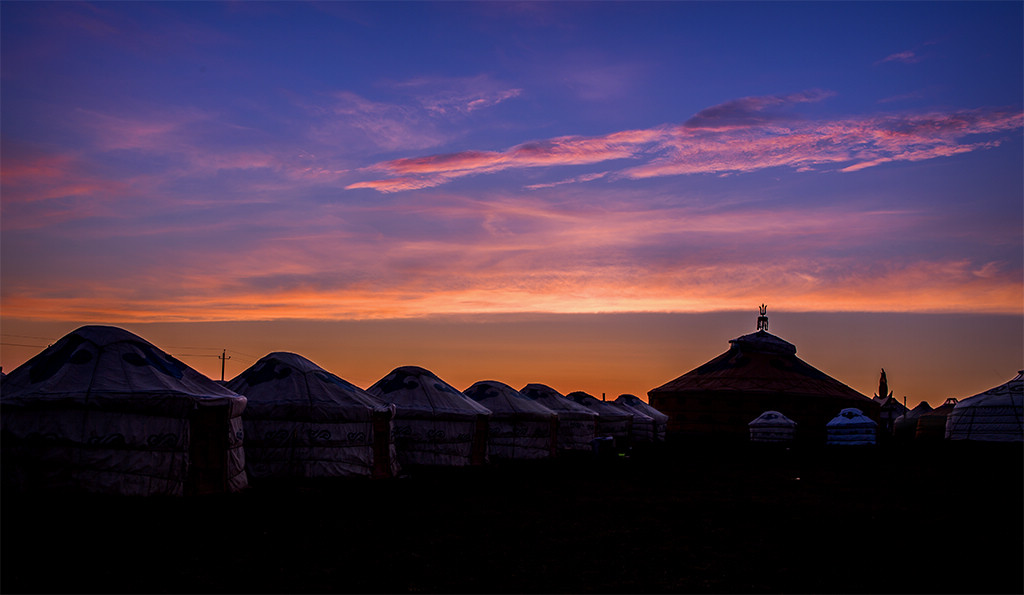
top-left (565, 392), bottom-right (634, 447)
top-left (0, 325), bottom-right (247, 496)
top-left (648, 328), bottom-right (878, 443)
top-left (945, 371), bottom-right (1023, 442)
top-left (826, 408), bottom-right (877, 445)
top-left (615, 394), bottom-right (668, 443)
top-left (519, 384), bottom-right (597, 452)
top-left (915, 398), bottom-right (958, 441)
top-left (748, 410), bottom-right (797, 444)
top-left (227, 352), bottom-right (399, 480)
top-left (893, 401), bottom-right (933, 441)
top-left (463, 380), bottom-right (557, 460)
top-left (367, 366), bottom-right (491, 467)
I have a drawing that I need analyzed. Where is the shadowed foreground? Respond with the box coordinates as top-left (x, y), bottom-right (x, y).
top-left (3, 442), bottom-right (1021, 594)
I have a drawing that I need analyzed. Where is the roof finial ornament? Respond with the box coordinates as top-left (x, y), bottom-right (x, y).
top-left (757, 304), bottom-right (769, 332)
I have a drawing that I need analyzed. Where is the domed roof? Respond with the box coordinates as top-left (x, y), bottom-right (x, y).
top-left (649, 329), bottom-right (869, 402)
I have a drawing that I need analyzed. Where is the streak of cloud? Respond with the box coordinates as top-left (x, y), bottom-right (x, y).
top-left (346, 92), bottom-right (1023, 192)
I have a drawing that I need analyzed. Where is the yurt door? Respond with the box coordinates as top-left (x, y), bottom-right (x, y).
top-left (187, 405), bottom-right (229, 495)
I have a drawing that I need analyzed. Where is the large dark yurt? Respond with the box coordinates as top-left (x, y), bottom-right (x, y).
top-left (648, 309), bottom-right (879, 443)
top-left (1, 325), bottom-right (248, 496)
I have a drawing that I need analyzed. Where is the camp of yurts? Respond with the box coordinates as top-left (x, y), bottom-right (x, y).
top-left (945, 371), bottom-right (1023, 442)
top-left (367, 366), bottom-right (491, 467)
top-left (826, 408), bottom-right (878, 445)
top-left (0, 325), bottom-right (247, 496)
top-left (226, 352), bottom-right (399, 480)
top-left (648, 308), bottom-right (879, 444)
top-left (748, 410), bottom-right (797, 444)
top-left (518, 383), bottom-right (598, 453)
top-left (463, 380), bottom-right (558, 460)
top-left (615, 394), bottom-right (668, 443)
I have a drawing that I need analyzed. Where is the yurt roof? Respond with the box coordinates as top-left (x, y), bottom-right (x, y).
top-left (615, 394), bottom-right (669, 422)
top-left (827, 408), bottom-right (877, 427)
top-left (367, 366), bottom-right (491, 417)
top-left (649, 329), bottom-right (870, 402)
top-left (565, 391), bottom-right (633, 420)
top-left (227, 352), bottom-right (387, 420)
top-left (464, 380), bottom-right (557, 418)
top-left (953, 371), bottom-right (1023, 408)
top-left (749, 410), bottom-right (797, 427)
top-left (519, 383), bottom-right (598, 418)
top-left (0, 325), bottom-right (245, 416)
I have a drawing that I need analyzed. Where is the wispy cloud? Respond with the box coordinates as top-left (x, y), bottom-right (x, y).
top-left (346, 92), bottom-right (1024, 192)
top-left (877, 50), bottom-right (921, 65)
top-left (390, 74), bottom-right (523, 115)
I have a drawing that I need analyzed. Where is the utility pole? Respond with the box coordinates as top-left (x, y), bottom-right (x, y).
top-left (219, 349), bottom-right (231, 382)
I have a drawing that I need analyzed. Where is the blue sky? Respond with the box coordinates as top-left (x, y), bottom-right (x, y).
top-left (2, 1), bottom-right (1021, 402)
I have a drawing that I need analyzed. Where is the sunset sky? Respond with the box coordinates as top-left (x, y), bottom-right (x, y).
top-left (2, 2), bottom-right (1022, 406)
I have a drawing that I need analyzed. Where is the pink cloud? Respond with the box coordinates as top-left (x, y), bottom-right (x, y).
top-left (345, 94), bottom-right (1023, 192)
top-left (877, 50), bottom-right (920, 65)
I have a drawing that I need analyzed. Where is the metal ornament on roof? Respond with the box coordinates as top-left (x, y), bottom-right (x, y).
top-left (756, 304), bottom-right (769, 332)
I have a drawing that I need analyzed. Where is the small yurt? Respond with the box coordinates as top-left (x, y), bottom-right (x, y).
top-left (227, 352), bottom-right (399, 480)
top-left (826, 408), bottom-right (877, 446)
top-left (749, 410), bottom-right (797, 444)
top-left (915, 398), bottom-right (958, 441)
top-left (893, 401), bottom-right (933, 441)
top-left (463, 380), bottom-right (557, 460)
top-left (367, 366), bottom-right (491, 467)
top-left (613, 400), bottom-right (656, 444)
top-left (565, 391), bottom-right (633, 449)
top-left (519, 384), bottom-right (597, 453)
top-left (615, 394), bottom-right (668, 443)
top-left (945, 371), bottom-right (1023, 442)
top-left (1, 325), bottom-right (247, 496)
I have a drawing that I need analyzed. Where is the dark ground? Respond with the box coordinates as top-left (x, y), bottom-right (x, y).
top-left (2, 441), bottom-right (1021, 594)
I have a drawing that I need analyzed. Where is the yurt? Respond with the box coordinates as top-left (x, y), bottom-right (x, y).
top-left (0, 325), bottom-right (247, 496)
top-left (648, 308), bottom-right (878, 443)
top-left (748, 410), bottom-right (797, 444)
top-left (463, 380), bottom-right (557, 460)
top-left (367, 366), bottom-right (491, 467)
top-left (519, 384), bottom-right (597, 453)
top-left (893, 401), bottom-right (933, 441)
top-left (226, 352), bottom-right (399, 480)
top-left (610, 398), bottom-right (656, 444)
top-left (615, 394), bottom-right (669, 443)
top-left (945, 371), bottom-right (1023, 442)
top-left (565, 391), bottom-right (634, 448)
top-left (826, 408), bottom-right (877, 446)
top-left (915, 398), bottom-right (958, 441)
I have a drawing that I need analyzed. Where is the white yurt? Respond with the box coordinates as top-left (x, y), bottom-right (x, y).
top-left (615, 394), bottom-right (668, 443)
top-left (748, 410), bottom-right (797, 444)
top-left (227, 352), bottom-right (399, 480)
top-left (0, 325), bottom-right (247, 496)
top-left (519, 384), bottom-right (597, 452)
top-left (615, 401), bottom-right (655, 445)
top-left (367, 366), bottom-right (491, 467)
top-left (565, 391), bottom-right (634, 448)
top-left (825, 408), bottom-right (877, 446)
top-left (945, 371), bottom-right (1023, 442)
top-left (463, 380), bottom-right (557, 460)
